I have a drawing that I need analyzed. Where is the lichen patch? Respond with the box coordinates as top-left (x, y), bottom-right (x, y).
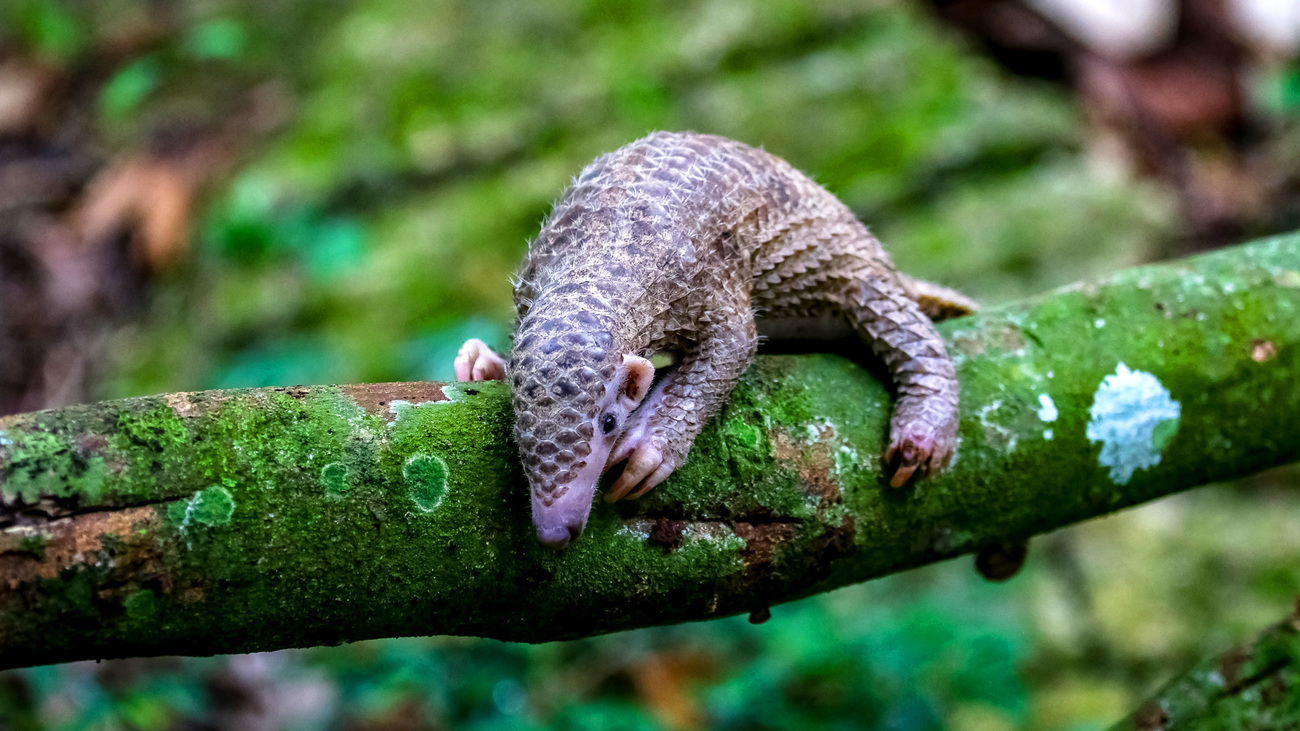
top-left (321, 463), bottom-right (350, 499)
top-left (1037, 394), bottom-right (1058, 423)
top-left (1086, 363), bottom-right (1181, 485)
top-left (976, 399), bottom-right (1017, 452)
top-left (834, 445), bottom-right (862, 477)
top-left (183, 486), bottom-right (236, 528)
top-left (404, 454), bottom-right (448, 511)
top-left (388, 399), bottom-right (439, 420)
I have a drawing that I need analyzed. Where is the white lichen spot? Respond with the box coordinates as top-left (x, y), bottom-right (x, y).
top-left (388, 398), bottom-right (439, 416)
top-left (616, 523), bottom-right (651, 541)
top-left (1037, 394), bottom-right (1058, 423)
top-left (438, 382), bottom-right (478, 402)
top-left (387, 398), bottom-right (446, 430)
top-left (976, 399), bottom-right (1017, 452)
top-left (803, 417), bottom-right (837, 443)
top-left (1086, 363), bottom-right (1181, 485)
top-left (1094, 318), bottom-right (1106, 329)
top-left (835, 444), bottom-right (862, 476)
top-left (976, 399), bottom-right (1003, 423)
top-left (681, 523), bottom-right (746, 551)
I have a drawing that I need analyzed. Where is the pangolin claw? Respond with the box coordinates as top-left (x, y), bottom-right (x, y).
top-left (454, 338), bottom-right (506, 382)
top-left (604, 432), bottom-right (675, 502)
top-left (885, 418), bottom-right (953, 487)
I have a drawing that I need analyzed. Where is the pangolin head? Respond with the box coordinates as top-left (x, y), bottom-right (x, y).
top-left (508, 310), bottom-right (653, 549)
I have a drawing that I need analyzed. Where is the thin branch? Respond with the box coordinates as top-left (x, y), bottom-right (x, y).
top-left (1117, 606), bottom-right (1300, 729)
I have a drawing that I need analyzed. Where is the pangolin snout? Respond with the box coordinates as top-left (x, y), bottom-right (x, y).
top-left (529, 452), bottom-right (607, 549)
top-left (536, 519), bottom-right (584, 549)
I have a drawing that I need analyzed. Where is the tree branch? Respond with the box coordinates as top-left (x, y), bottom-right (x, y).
top-left (1117, 606), bottom-right (1300, 729)
top-left (2, 234), bottom-right (1300, 669)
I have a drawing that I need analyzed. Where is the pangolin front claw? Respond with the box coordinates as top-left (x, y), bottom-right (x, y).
top-left (454, 338), bottom-right (506, 382)
top-left (884, 416), bottom-right (954, 487)
top-left (604, 428), bottom-right (677, 502)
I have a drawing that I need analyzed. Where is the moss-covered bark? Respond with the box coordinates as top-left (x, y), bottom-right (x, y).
top-left (1117, 609), bottom-right (1300, 729)
top-left (2, 234), bottom-right (1300, 669)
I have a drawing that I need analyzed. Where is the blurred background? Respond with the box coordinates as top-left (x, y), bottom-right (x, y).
top-left (2, 0), bottom-right (1300, 728)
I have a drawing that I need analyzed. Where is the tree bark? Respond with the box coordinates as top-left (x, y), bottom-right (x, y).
top-left (2, 234), bottom-right (1300, 669)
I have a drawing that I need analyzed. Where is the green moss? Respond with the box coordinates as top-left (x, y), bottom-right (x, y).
top-left (2, 430), bottom-right (77, 503)
top-left (81, 457), bottom-right (107, 503)
top-left (723, 418), bottom-right (761, 451)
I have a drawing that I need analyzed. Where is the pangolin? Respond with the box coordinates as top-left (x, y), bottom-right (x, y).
top-left (454, 131), bottom-right (974, 548)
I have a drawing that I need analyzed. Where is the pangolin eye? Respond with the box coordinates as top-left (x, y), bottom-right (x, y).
top-left (601, 413), bottom-right (617, 434)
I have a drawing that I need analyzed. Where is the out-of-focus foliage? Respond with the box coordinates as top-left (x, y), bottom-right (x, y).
top-left (4, 0), bottom-right (1300, 729)
top-left (65, 0), bottom-right (1173, 397)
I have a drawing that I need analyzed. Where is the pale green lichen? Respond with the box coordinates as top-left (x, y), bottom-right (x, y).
top-left (188, 486), bottom-right (236, 527)
top-left (321, 462), bottom-right (349, 498)
top-left (835, 444), bottom-right (862, 477)
top-left (169, 485), bottom-right (237, 530)
top-left (976, 398), bottom-right (1018, 452)
top-left (1086, 363), bottom-right (1181, 485)
top-left (123, 589), bottom-right (159, 621)
top-left (404, 454), bottom-right (448, 511)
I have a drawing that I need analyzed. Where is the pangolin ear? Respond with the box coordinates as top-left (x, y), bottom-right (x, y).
top-left (620, 354), bottom-right (655, 410)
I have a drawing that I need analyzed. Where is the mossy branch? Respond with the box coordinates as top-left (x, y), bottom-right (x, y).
top-left (1116, 608), bottom-right (1300, 729)
top-left (2, 234), bottom-right (1300, 669)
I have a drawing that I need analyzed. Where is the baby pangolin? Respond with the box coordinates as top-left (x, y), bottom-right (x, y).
top-left (455, 131), bottom-right (974, 549)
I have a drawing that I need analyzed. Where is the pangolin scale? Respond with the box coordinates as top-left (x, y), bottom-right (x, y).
top-left (455, 131), bottom-right (973, 548)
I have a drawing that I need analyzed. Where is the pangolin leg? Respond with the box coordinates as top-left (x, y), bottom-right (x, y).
top-left (844, 276), bottom-right (961, 486)
top-left (604, 313), bottom-right (758, 502)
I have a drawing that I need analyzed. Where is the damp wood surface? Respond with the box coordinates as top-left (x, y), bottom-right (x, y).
top-left (1, 233), bottom-right (1300, 669)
